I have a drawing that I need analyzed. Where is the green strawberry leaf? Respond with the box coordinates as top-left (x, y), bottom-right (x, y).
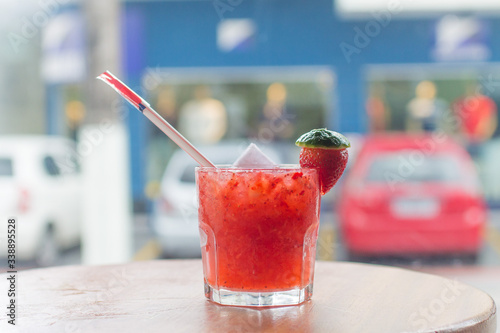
top-left (295, 128), bottom-right (350, 149)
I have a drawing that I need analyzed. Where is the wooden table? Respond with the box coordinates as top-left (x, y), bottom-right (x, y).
top-left (0, 260), bottom-right (496, 332)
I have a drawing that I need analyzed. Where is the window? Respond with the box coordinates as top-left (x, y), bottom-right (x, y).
top-left (180, 165), bottom-right (196, 183)
top-left (365, 153), bottom-right (466, 183)
top-left (43, 156), bottom-right (61, 176)
top-left (0, 158), bottom-right (13, 176)
top-left (53, 154), bottom-right (81, 175)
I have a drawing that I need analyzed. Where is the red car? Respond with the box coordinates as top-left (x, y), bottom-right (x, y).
top-left (338, 134), bottom-right (486, 259)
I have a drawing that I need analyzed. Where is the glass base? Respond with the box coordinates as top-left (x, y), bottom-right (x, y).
top-left (205, 282), bottom-right (313, 307)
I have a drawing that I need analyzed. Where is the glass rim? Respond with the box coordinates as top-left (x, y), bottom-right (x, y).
top-left (196, 164), bottom-right (306, 171)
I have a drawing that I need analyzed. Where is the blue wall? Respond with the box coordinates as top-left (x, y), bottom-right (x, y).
top-left (122, 0), bottom-right (500, 203)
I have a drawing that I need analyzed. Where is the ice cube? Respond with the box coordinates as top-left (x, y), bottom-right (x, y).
top-left (233, 143), bottom-right (276, 168)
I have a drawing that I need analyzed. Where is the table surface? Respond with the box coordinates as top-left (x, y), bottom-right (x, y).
top-left (0, 260), bottom-right (496, 333)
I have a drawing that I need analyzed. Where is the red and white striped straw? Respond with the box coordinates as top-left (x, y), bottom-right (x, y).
top-left (97, 71), bottom-right (216, 168)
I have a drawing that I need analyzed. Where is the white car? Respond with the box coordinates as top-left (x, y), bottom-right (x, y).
top-left (151, 142), bottom-right (284, 258)
top-left (0, 136), bottom-right (81, 266)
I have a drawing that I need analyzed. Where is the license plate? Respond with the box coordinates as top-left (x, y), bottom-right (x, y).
top-left (391, 198), bottom-right (439, 219)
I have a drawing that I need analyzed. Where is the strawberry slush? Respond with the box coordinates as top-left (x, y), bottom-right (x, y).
top-left (196, 166), bottom-right (320, 305)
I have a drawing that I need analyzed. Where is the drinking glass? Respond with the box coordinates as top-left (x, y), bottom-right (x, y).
top-left (196, 165), bottom-right (320, 307)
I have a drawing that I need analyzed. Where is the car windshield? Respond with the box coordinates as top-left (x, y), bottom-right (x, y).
top-left (0, 158), bottom-right (13, 177)
top-left (180, 164), bottom-right (196, 183)
top-left (365, 152), bottom-right (466, 184)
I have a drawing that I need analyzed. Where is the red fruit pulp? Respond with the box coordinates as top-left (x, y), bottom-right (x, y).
top-left (299, 147), bottom-right (348, 195)
top-left (197, 167), bottom-right (320, 291)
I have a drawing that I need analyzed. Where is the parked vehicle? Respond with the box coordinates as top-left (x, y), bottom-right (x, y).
top-left (0, 136), bottom-right (82, 266)
top-left (338, 134), bottom-right (486, 260)
top-left (151, 141), bottom-right (283, 258)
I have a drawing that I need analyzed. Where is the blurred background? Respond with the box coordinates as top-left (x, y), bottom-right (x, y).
top-left (1, 0), bottom-right (500, 303)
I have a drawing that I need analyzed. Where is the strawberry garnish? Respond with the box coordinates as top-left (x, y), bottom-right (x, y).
top-left (296, 129), bottom-right (350, 195)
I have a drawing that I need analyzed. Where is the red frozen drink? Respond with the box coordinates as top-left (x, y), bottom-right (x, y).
top-left (197, 166), bottom-right (320, 306)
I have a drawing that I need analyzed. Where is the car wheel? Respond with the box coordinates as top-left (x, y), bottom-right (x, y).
top-left (35, 227), bottom-right (60, 267)
top-left (461, 252), bottom-right (479, 265)
top-left (346, 251), bottom-right (366, 263)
